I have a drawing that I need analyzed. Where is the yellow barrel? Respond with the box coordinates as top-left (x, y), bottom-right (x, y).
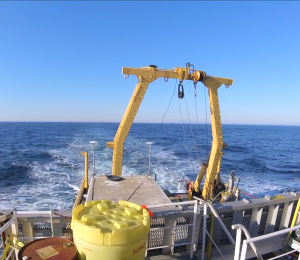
top-left (71, 200), bottom-right (150, 260)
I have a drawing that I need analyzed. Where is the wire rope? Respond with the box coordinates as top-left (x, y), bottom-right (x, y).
top-left (151, 79), bottom-right (177, 144)
top-left (193, 85), bottom-right (203, 163)
top-left (184, 96), bottom-right (200, 164)
top-left (178, 98), bottom-right (196, 175)
top-left (147, 80), bottom-right (177, 176)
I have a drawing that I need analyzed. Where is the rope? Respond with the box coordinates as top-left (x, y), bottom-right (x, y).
top-left (151, 79), bottom-right (177, 143)
top-left (178, 98), bottom-right (196, 175)
top-left (194, 88), bottom-right (202, 162)
top-left (161, 80), bottom-right (177, 124)
top-left (184, 96), bottom-right (200, 164)
top-left (240, 190), bottom-right (256, 198)
top-left (148, 80), bottom-right (177, 174)
top-left (53, 212), bottom-right (72, 219)
top-left (127, 175), bottom-right (150, 201)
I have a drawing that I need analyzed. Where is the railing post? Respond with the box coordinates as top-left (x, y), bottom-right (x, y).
top-left (22, 222), bottom-right (34, 243)
top-left (202, 202), bottom-right (207, 260)
top-left (162, 214), bottom-right (175, 254)
top-left (11, 210), bottom-right (19, 260)
top-left (234, 228), bottom-right (242, 260)
top-left (81, 152), bottom-right (89, 189)
top-left (240, 240), bottom-right (248, 260)
top-left (190, 200), bottom-right (198, 258)
top-left (50, 210), bottom-right (54, 237)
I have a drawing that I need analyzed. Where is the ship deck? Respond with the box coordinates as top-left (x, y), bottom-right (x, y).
top-left (86, 175), bottom-right (171, 206)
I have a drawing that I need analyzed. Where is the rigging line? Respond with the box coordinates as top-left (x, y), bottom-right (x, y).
top-left (193, 88), bottom-right (202, 163)
top-left (147, 80), bottom-right (177, 175)
top-left (204, 85), bottom-right (209, 157)
top-left (151, 79), bottom-right (177, 144)
top-left (178, 98), bottom-right (196, 175)
top-left (161, 79), bottom-right (177, 125)
top-left (127, 175), bottom-right (150, 201)
top-left (184, 96), bottom-right (200, 164)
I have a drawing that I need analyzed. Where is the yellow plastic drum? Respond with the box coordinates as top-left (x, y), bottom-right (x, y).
top-left (71, 200), bottom-right (150, 260)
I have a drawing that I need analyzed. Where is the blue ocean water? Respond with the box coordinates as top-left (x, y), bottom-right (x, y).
top-left (0, 122), bottom-right (299, 211)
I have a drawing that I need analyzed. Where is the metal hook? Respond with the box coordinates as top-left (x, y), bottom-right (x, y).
top-left (178, 81), bottom-right (184, 99)
top-left (124, 74), bottom-right (129, 79)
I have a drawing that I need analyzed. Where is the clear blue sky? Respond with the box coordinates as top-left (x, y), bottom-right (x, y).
top-left (1, 1), bottom-right (299, 125)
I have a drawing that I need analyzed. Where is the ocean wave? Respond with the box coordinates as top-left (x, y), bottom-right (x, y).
top-left (1, 123), bottom-right (300, 210)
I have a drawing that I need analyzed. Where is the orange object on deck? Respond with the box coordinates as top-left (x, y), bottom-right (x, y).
top-left (18, 237), bottom-right (78, 260)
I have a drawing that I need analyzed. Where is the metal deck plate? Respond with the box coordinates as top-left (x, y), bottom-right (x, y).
top-left (86, 175), bottom-right (171, 206)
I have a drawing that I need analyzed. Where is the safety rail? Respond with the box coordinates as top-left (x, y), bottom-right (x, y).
top-left (1, 193), bottom-right (300, 260)
top-left (0, 203), bottom-right (200, 259)
top-left (0, 211), bottom-right (17, 260)
top-left (0, 210), bottom-right (72, 260)
top-left (233, 223), bottom-right (300, 260)
top-left (147, 200), bottom-right (198, 258)
top-left (193, 196), bottom-right (236, 260)
top-left (73, 152), bottom-right (89, 209)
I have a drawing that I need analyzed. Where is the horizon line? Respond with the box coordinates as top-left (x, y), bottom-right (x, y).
top-left (0, 121), bottom-right (299, 127)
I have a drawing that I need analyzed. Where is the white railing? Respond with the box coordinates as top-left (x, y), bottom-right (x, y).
top-left (233, 223), bottom-right (300, 260)
top-left (193, 197), bottom-right (236, 260)
top-left (1, 199), bottom-right (299, 260)
top-left (0, 200), bottom-right (235, 260)
top-left (0, 211), bottom-right (17, 260)
top-left (147, 200), bottom-right (198, 258)
top-left (1, 205), bottom-right (200, 259)
top-left (0, 210), bottom-right (56, 260)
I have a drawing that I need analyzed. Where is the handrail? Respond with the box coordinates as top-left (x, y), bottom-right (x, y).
top-left (0, 218), bottom-right (14, 235)
top-left (232, 224), bottom-right (263, 260)
top-left (245, 224), bottom-right (300, 243)
top-left (147, 200), bottom-right (198, 259)
top-left (146, 200), bottom-right (197, 208)
top-left (1, 201), bottom-right (200, 260)
top-left (193, 196), bottom-right (235, 245)
top-left (235, 224), bottom-right (300, 260)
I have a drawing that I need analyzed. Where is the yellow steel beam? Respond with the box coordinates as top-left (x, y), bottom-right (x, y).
top-left (107, 80), bottom-right (151, 176)
top-left (201, 81), bottom-right (223, 200)
top-left (81, 152), bottom-right (89, 189)
top-left (194, 162), bottom-right (208, 194)
top-left (107, 65), bottom-right (233, 187)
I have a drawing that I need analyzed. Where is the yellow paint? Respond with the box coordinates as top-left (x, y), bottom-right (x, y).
top-left (285, 196), bottom-right (300, 245)
top-left (81, 152), bottom-right (89, 189)
top-left (72, 200), bottom-right (150, 260)
top-left (194, 162), bottom-right (208, 194)
top-left (207, 214), bottom-right (215, 260)
top-left (108, 64), bottom-right (233, 199)
top-left (273, 195), bottom-right (286, 200)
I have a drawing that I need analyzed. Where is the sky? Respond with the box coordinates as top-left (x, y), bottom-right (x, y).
top-left (0, 1), bottom-right (299, 125)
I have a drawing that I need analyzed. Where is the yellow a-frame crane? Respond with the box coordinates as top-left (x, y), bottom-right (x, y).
top-left (106, 64), bottom-right (233, 200)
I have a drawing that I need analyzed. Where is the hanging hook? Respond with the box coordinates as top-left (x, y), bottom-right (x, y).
top-left (178, 81), bottom-right (184, 99)
top-left (194, 82), bottom-right (197, 97)
top-left (164, 71), bottom-right (170, 82)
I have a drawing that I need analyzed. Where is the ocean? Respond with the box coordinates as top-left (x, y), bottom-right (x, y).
top-left (0, 122), bottom-right (299, 211)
